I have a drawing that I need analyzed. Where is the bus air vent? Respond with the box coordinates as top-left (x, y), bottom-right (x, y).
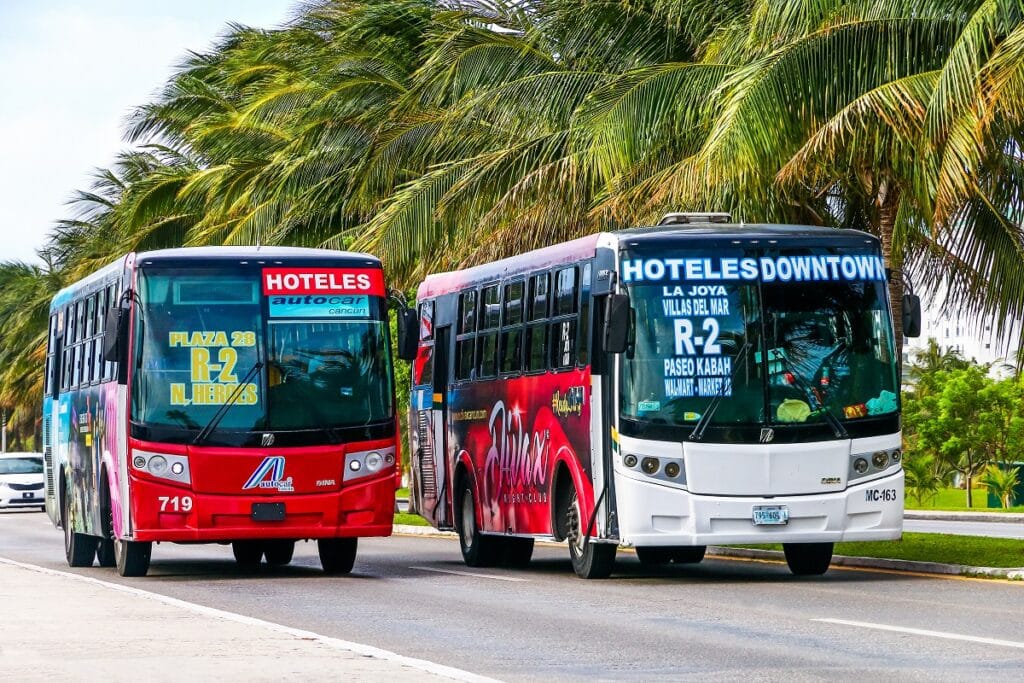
top-left (417, 410), bottom-right (436, 498)
top-left (658, 212), bottom-right (731, 225)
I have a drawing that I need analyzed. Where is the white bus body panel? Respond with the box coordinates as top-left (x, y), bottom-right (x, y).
top-left (615, 433), bottom-right (903, 546)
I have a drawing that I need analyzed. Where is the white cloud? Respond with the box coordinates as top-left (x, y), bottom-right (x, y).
top-left (0, 1), bottom-right (293, 264)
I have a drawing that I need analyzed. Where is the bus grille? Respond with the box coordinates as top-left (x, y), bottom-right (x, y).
top-left (416, 410), bottom-right (436, 499)
top-left (43, 416), bottom-right (53, 497)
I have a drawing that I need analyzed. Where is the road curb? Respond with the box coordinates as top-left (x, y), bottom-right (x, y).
top-left (393, 525), bottom-right (1024, 580)
top-left (905, 510), bottom-right (1024, 523)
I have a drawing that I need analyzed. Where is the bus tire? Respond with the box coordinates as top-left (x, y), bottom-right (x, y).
top-left (265, 540), bottom-right (295, 566)
top-left (567, 490), bottom-right (615, 579)
top-left (232, 541), bottom-right (264, 568)
top-left (62, 489), bottom-right (96, 568)
top-left (115, 538), bottom-right (152, 577)
top-left (318, 538), bottom-right (357, 574)
top-left (500, 537), bottom-right (534, 568)
top-left (783, 542), bottom-right (833, 576)
top-left (456, 478), bottom-right (500, 567)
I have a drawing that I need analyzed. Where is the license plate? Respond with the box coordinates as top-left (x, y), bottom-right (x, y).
top-left (22, 492), bottom-right (35, 499)
top-left (752, 505), bottom-right (788, 525)
top-left (251, 502), bottom-right (285, 521)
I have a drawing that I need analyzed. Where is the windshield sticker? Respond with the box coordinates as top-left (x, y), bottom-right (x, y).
top-left (167, 329), bottom-right (259, 407)
top-left (262, 268), bottom-right (385, 296)
top-left (268, 295), bottom-right (370, 318)
top-left (622, 255), bottom-right (885, 283)
top-left (662, 285), bottom-right (735, 398)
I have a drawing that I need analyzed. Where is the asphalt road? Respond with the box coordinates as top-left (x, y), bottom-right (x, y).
top-left (904, 518), bottom-right (1024, 539)
top-left (2, 510), bottom-right (1023, 681)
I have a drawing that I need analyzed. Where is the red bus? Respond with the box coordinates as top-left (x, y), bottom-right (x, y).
top-left (400, 216), bottom-right (914, 578)
top-left (44, 247), bottom-right (399, 576)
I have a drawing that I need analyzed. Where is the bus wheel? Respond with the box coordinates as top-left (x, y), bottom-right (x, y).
top-left (501, 538), bottom-right (534, 568)
top-left (114, 538), bottom-right (152, 577)
top-left (318, 538), bottom-right (357, 575)
top-left (265, 540), bottom-right (295, 566)
top-left (783, 542), bottom-right (833, 576)
top-left (232, 541), bottom-right (264, 568)
top-left (566, 490), bottom-right (615, 579)
top-left (456, 478), bottom-right (500, 567)
top-left (62, 491), bottom-right (97, 568)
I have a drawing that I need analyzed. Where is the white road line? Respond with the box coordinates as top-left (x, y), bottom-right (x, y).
top-left (409, 566), bottom-right (528, 582)
top-left (0, 556), bottom-right (503, 683)
top-left (814, 618), bottom-right (1024, 650)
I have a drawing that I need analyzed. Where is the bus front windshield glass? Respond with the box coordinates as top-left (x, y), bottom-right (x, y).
top-left (619, 245), bottom-right (899, 434)
top-left (131, 267), bottom-right (394, 437)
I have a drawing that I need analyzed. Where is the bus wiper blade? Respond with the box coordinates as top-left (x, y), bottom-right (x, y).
top-left (689, 341), bottom-right (751, 442)
top-left (193, 362), bottom-right (263, 445)
top-left (775, 355), bottom-right (848, 439)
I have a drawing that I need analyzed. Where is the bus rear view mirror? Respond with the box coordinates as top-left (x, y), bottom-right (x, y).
top-left (102, 307), bottom-right (128, 364)
top-left (396, 307), bottom-right (419, 361)
top-left (603, 293), bottom-right (631, 354)
top-left (902, 294), bottom-right (921, 338)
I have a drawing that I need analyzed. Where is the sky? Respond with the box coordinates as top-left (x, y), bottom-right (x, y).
top-left (0, 0), bottom-right (297, 264)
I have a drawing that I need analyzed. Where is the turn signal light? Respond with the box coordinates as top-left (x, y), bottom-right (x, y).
top-left (664, 462), bottom-right (681, 478)
top-left (853, 458), bottom-right (869, 474)
top-left (623, 454), bottom-right (638, 468)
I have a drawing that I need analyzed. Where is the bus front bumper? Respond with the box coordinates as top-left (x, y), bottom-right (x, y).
top-left (614, 470), bottom-right (904, 547)
top-left (128, 474), bottom-right (396, 543)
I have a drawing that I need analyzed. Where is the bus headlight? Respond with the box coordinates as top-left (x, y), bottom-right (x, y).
top-left (664, 462), bottom-right (681, 478)
top-left (148, 456), bottom-right (169, 475)
top-left (365, 452), bottom-right (383, 472)
top-left (344, 447), bottom-right (396, 482)
top-left (872, 451), bottom-right (889, 469)
top-left (891, 449), bottom-right (902, 462)
top-left (623, 454), bottom-right (638, 468)
top-left (853, 458), bottom-right (869, 474)
top-left (640, 457), bottom-right (660, 475)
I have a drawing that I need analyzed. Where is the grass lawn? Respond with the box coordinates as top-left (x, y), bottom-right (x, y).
top-left (739, 532), bottom-right (1024, 568)
top-left (394, 512), bottom-right (430, 526)
top-left (396, 487), bottom-right (409, 498)
top-left (906, 487), bottom-right (1024, 513)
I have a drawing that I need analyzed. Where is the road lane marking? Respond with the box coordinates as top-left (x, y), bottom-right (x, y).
top-left (0, 556), bottom-right (503, 683)
top-left (814, 618), bottom-right (1024, 650)
top-left (410, 566), bottom-right (528, 582)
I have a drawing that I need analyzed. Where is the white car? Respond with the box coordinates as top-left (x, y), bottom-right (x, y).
top-left (0, 452), bottom-right (46, 511)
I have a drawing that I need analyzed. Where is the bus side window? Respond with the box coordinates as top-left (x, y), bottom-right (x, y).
top-left (61, 308), bottom-right (71, 391)
top-left (476, 285), bottom-right (499, 379)
top-left (500, 280), bottom-right (524, 375)
top-left (551, 266), bottom-right (579, 370)
top-left (455, 290), bottom-right (477, 381)
top-left (525, 272), bottom-right (550, 373)
top-left (577, 263), bottom-right (591, 366)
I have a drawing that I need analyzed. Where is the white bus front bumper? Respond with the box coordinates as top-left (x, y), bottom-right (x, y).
top-left (615, 470), bottom-right (904, 547)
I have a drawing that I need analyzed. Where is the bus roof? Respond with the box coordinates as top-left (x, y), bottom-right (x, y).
top-left (417, 224), bottom-right (878, 298)
top-left (136, 245), bottom-right (380, 266)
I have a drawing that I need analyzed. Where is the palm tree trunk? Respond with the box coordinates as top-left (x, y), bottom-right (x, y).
top-left (877, 179), bottom-right (904, 371)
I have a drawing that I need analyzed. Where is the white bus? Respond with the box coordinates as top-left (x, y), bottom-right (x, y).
top-left (400, 214), bottom-right (918, 578)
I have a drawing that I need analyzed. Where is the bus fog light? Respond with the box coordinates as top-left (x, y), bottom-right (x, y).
top-left (148, 456), bottom-right (168, 475)
top-left (891, 449), bottom-right (902, 462)
top-left (623, 454), bottom-right (638, 468)
top-left (384, 453), bottom-right (395, 466)
top-left (640, 457), bottom-right (659, 475)
top-left (171, 462), bottom-right (184, 475)
top-left (133, 456), bottom-right (146, 469)
top-left (349, 460), bottom-right (362, 472)
top-left (872, 451), bottom-right (889, 468)
top-left (853, 458), bottom-right (869, 474)
top-left (365, 452), bottom-right (383, 472)
top-left (664, 462), bottom-right (681, 478)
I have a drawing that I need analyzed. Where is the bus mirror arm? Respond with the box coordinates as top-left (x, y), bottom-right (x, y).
top-left (602, 293), bottom-right (631, 354)
top-left (396, 307), bottom-right (419, 362)
top-left (902, 294), bottom-right (921, 338)
top-left (101, 307), bottom-right (128, 364)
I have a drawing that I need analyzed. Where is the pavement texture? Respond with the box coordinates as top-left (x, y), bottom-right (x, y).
top-left (0, 559), bottom-right (487, 683)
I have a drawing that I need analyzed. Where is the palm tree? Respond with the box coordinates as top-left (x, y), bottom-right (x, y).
top-left (979, 462), bottom-right (1021, 508)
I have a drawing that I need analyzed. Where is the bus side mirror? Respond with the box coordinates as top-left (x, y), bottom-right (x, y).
top-left (102, 307), bottom-right (128, 364)
top-left (396, 307), bottom-right (419, 361)
top-left (902, 294), bottom-right (921, 338)
top-left (603, 293), bottom-right (631, 354)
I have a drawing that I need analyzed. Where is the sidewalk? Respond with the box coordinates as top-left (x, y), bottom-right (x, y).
top-left (0, 559), bottom-right (491, 683)
top-left (905, 509), bottom-right (1024, 523)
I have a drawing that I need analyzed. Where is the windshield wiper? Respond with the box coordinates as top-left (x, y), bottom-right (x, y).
top-left (774, 353), bottom-right (848, 439)
top-left (193, 361), bottom-right (263, 445)
top-left (689, 340), bottom-right (751, 442)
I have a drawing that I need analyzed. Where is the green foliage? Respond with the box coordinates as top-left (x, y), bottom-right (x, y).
top-left (979, 462), bottom-right (1022, 508)
top-left (902, 453), bottom-right (945, 507)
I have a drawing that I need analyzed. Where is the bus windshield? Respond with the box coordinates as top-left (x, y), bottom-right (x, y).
top-left (131, 266), bottom-right (394, 440)
top-left (620, 244), bottom-right (899, 438)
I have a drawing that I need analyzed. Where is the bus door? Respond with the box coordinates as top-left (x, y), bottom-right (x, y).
top-left (429, 325), bottom-right (452, 528)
